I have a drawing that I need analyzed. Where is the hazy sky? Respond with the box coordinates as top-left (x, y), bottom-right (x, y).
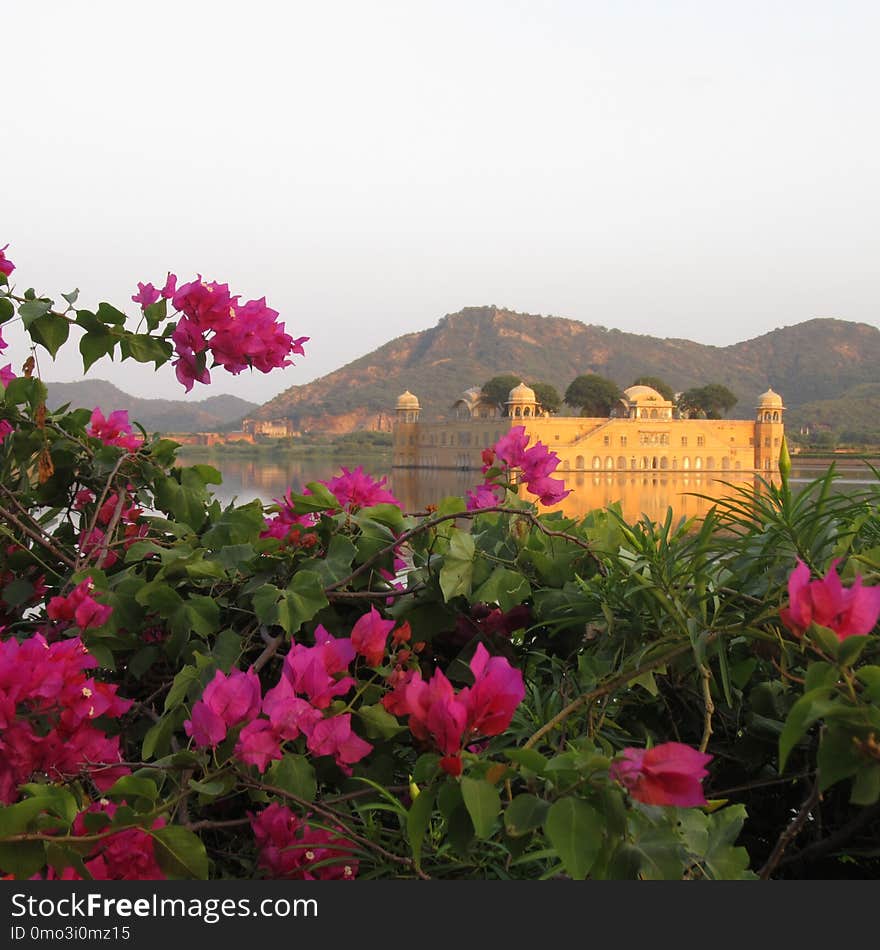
top-left (4, 1), bottom-right (879, 405)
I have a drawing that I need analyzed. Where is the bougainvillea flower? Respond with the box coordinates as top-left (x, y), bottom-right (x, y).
top-left (0, 327), bottom-right (7, 350)
top-left (201, 667), bottom-right (262, 728)
top-left (321, 466), bottom-right (400, 511)
top-left (160, 272), bottom-right (177, 298)
top-left (261, 677), bottom-right (322, 740)
top-left (466, 482), bottom-right (502, 511)
top-left (0, 364), bottom-right (15, 388)
top-left (183, 701), bottom-right (226, 748)
top-left (610, 742), bottom-right (712, 807)
top-left (350, 606), bottom-right (395, 667)
top-left (494, 426), bottom-right (530, 468)
top-left (282, 626), bottom-right (356, 708)
top-left (250, 803), bottom-right (358, 880)
top-left (307, 713), bottom-right (373, 772)
top-left (234, 718), bottom-right (283, 772)
top-left (0, 420), bottom-right (12, 445)
top-left (0, 244), bottom-right (14, 277)
top-left (460, 643), bottom-right (526, 737)
top-left (780, 559), bottom-right (880, 642)
top-left (131, 281), bottom-right (160, 307)
top-left (87, 408), bottom-right (143, 452)
top-left (46, 577), bottom-right (113, 631)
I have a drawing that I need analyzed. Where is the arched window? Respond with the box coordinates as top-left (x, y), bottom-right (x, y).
top-left (660, 456), bottom-right (668, 470)
top-left (592, 456), bottom-right (601, 470)
top-left (631, 457), bottom-right (637, 469)
top-left (617, 456), bottom-right (626, 469)
top-left (683, 456), bottom-right (690, 470)
top-left (576, 455), bottom-right (585, 470)
top-left (605, 456), bottom-right (613, 469)
top-left (523, 407), bottom-right (531, 417)
top-left (650, 409), bottom-right (658, 419)
top-left (706, 456), bottom-right (715, 470)
top-left (722, 457), bottom-right (730, 470)
top-left (695, 456), bottom-right (703, 470)
top-left (773, 411), bottom-right (779, 422)
top-left (652, 456), bottom-right (658, 469)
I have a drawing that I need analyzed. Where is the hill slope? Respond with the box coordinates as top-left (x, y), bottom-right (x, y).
top-left (255, 307), bottom-right (880, 434)
top-left (45, 381), bottom-right (258, 433)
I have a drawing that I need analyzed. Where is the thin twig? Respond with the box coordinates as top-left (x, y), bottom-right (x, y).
top-left (699, 663), bottom-right (715, 753)
top-left (0, 499), bottom-right (76, 568)
top-left (758, 775), bottom-right (821, 879)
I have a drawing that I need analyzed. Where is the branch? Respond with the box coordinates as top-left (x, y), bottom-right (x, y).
top-left (523, 633), bottom-right (720, 750)
top-left (758, 775), bottom-right (821, 879)
top-left (0, 496), bottom-right (76, 569)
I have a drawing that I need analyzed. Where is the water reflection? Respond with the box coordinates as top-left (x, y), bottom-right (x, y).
top-left (180, 453), bottom-right (844, 523)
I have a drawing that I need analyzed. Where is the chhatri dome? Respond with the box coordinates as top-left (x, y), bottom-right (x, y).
top-left (507, 381), bottom-right (536, 404)
top-left (395, 390), bottom-right (420, 411)
top-left (619, 384), bottom-right (673, 419)
top-left (757, 387), bottom-right (784, 408)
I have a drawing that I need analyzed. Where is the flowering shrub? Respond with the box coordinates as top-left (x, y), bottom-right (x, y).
top-left (1, 245), bottom-right (879, 880)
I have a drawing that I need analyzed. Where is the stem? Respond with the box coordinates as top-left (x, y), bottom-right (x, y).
top-left (758, 774), bottom-right (821, 879)
top-left (699, 663), bottom-right (715, 753)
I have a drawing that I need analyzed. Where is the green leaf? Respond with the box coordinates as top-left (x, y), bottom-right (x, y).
top-left (126, 333), bottom-right (173, 367)
top-left (164, 666), bottom-right (200, 712)
top-left (460, 776), bottom-right (501, 839)
top-left (106, 776), bottom-right (159, 804)
top-left (28, 314), bottom-right (70, 357)
top-left (851, 764), bottom-right (880, 806)
top-left (779, 688), bottom-right (837, 772)
top-left (838, 635), bottom-right (870, 668)
top-left (544, 797), bottom-right (603, 880)
top-left (0, 297), bottom-right (13, 323)
top-left (80, 330), bottom-right (116, 372)
top-left (406, 785), bottom-right (437, 870)
top-left (276, 570), bottom-right (328, 636)
top-left (143, 298), bottom-right (167, 330)
top-left (62, 288), bottom-right (80, 306)
top-left (505, 748), bottom-right (548, 775)
top-left (97, 301), bottom-right (127, 325)
top-left (4, 376), bottom-right (48, 410)
top-left (356, 703), bottom-right (407, 740)
top-left (0, 841), bottom-right (45, 879)
top-left (504, 794), bottom-right (549, 837)
top-left (17, 299), bottom-right (52, 326)
top-left (700, 805), bottom-right (757, 880)
top-left (301, 534), bottom-right (357, 587)
top-left (439, 529), bottom-right (475, 602)
top-left (817, 725), bottom-right (862, 791)
top-left (2, 578), bottom-right (34, 608)
top-left (473, 567), bottom-right (531, 612)
top-left (151, 825), bottom-right (209, 879)
top-left (266, 754), bottom-right (317, 802)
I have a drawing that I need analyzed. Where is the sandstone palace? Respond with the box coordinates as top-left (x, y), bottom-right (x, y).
top-left (393, 383), bottom-right (785, 474)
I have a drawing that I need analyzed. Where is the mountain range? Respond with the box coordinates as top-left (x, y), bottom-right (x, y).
top-left (43, 309), bottom-right (880, 440)
top-left (255, 307), bottom-right (880, 439)
top-left (44, 380), bottom-right (257, 434)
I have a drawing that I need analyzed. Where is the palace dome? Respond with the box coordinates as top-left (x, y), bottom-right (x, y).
top-left (622, 385), bottom-right (667, 404)
top-left (396, 390), bottom-right (420, 410)
top-left (757, 387), bottom-right (784, 408)
top-left (507, 381), bottom-right (537, 404)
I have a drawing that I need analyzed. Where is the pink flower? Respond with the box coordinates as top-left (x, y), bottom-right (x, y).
top-left (404, 668), bottom-right (468, 756)
top-left (250, 803), bottom-right (358, 880)
top-left (494, 426), bottom-right (530, 468)
top-left (466, 482), bottom-right (502, 511)
top-left (261, 677), bottom-right (322, 740)
top-left (780, 559), bottom-right (880, 642)
top-left (350, 606), bottom-right (395, 666)
top-left (0, 420), bottom-right (12, 445)
top-left (282, 626), bottom-right (356, 708)
top-left (524, 474), bottom-right (571, 506)
top-left (460, 643), bottom-right (526, 738)
top-left (46, 577), bottom-right (113, 631)
top-left (87, 408), bottom-right (143, 452)
top-left (610, 742), bottom-right (712, 807)
top-left (131, 282), bottom-right (160, 307)
top-left (321, 466), bottom-right (400, 511)
top-left (0, 327), bottom-right (6, 350)
top-left (307, 713), bottom-right (372, 772)
top-left (183, 701), bottom-right (226, 747)
top-left (235, 719), bottom-right (283, 772)
top-left (0, 364), bottom-right (14, 388)
top-left (0, 244), bottom-right (14, 277)
top-left (160, 272), bottom-right (177, 298)
top-left (202, 667), bottom-right (262, 727)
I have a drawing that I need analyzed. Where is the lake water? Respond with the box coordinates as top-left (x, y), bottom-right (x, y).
top-left (178, 453), bottom-right (879, 524)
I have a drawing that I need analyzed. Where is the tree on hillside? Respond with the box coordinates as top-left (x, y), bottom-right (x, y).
top-left (678, 384), bottom-right (738, 419)
top-left (531, 382), bottom-right (562, 414)
top-left (481, 374), bottom-right (523, 413)
top-left (564, 374), bottom-right (622, 417)
top-left (631, 375), bottom-right (676, 403)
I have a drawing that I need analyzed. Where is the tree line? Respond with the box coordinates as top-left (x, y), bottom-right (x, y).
top-left (479, 373), bottom-right (738, 419)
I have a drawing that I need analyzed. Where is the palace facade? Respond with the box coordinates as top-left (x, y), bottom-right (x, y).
top-left (392, 383), bottom-right (785, 474)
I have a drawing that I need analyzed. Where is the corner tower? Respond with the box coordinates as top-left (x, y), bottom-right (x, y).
top-left (393, 391), bottom-right (420, 467)
top-left (754, 388), bottom-right (785, 472)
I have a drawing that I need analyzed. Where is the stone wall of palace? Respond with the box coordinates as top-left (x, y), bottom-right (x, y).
top-left (393, 414), bottom-right (785, 472)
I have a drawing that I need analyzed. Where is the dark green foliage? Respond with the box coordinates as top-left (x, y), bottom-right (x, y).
top-left (564, 374), bottom-right (622, 416)
top-left (679, 383), bottom-right (739, 418)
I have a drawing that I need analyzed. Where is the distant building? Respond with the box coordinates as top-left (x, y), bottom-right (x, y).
top-left (242, 418), bottom-right (298, 439)
top-left (393, 383), bottom-right (785, 473)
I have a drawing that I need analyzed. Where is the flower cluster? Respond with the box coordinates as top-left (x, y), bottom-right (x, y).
top-left (383, 643), bottom-right (525, 775)
top-left (0, 243), bottom-right (14, 277)
top-left (0, 326), bottom-right (15, 396)
top-left (0, 634), bottom-right (131, 804)
top-left (46, 577), bottom-right (113, 632)
top-left (468, 426), bottom-right (570, 509)
top-left (780, 559), bottom-right (880, 643)
top-left (132, 273), bottom-right (307, 392)
top-left (75, 489), bottom-right (147, 569)
top-left (260, 489), bottom-right (318, 543)
top-left (250, 803), bottom-right (358, 880)
top-left (184, 624), bottom-right (383, 775)
top-left (609, 742), bottom-right (712, 807)
top-left (34, 802), bottom-right (166, 880)
top-left (322, 466), bottom-right (400, 511)
top-left (87, 408), bottom-right (143, 452)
